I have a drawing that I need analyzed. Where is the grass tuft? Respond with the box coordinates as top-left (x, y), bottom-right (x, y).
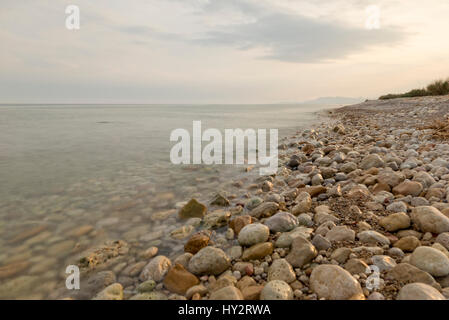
top-left (379, 78), bottom-right (449, 100)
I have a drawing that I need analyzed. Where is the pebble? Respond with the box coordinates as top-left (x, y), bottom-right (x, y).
top-left (331, 247), bottom-right (352, 264)
top-left (260, 280), bottom-right (293, 300)
top-left (394, 236), bottom-right (420, 252)
top-left (371, 255), bottom-right (397, 272)
top-left (379, 212), bottom-right (411, 232)
top-left (267, 259), bottom-right (296, 283)
top-left (92, 283), bottom-right (123, 300)
top-left (249, 202), bottom-right (279, 218)
top-left (264, 212), bottom-right (298, 233)
top-left (185, 284), bottom-right (208, 299)
top-left (184, 233), bottom-right (210, 254)
top-left (286, 236), bottom-right (317, 268)
top-left (238, 224), bottom-right (270, 246)
top-left (357, 230), bottom-right (390, 246)
top-left (409, 246), bottom-right (449, 277)
top-left (292, 192), bottom-right (312, 215)
top-left (411, 206), bottom-right (449, 234)
top-left (312, 234), bottom-right (331, 251)
top-left (325, 226), bottom-right (355, 242)
top-left (209, 286), bottom-right (243, 300)
top-left (242, 242), bottom-right (274, 261)
top-left (174, 253), bottom-right (193, 268)
top-left (229, 215), bottom-right (254, 235)
top-left (344, 258), bottom-right (369, 275)
top-left (436, 233), bottom-right (449, 250)
top-left (397, 283), bottom-right (445, 300)
top-left (163, 263), bottom-right (199, 295)
top-left (392, 181), bottom-right (423, 196)
top-left (188, 247), bottom-right (231, 276)
top-left (310, 265), bottom-right (364, 300)
top-left (139, 256), bottom-right (172, 282)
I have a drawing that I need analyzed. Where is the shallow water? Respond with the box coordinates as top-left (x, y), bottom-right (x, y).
top-left (0, 103), bottom-right (334, 299)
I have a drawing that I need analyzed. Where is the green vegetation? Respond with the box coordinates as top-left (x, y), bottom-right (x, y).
top-left (379, 78), bottom-right (449, 100)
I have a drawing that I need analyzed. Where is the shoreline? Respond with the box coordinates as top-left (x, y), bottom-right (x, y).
top-left (3, 96), bottom-right (449, 300)
top-left (56, 95), bottom-right (449, 300)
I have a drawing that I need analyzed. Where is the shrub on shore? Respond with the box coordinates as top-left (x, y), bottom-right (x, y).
top-left (379, 78), bottom-right (449, 100)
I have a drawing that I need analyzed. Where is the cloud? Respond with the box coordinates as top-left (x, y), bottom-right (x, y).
top-left (117, 25), bottom-right (182, 42)
top-left (195, 12), bottom-right (406, 63)
top-left (141, 0), bottom-right (407, 63)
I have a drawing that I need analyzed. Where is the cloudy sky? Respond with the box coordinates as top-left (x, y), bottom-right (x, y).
top-left (1, 0), bottom-right (449, 103)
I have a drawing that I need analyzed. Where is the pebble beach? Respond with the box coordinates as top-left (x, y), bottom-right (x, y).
top-left (3, 95), bottom-right (449, 300)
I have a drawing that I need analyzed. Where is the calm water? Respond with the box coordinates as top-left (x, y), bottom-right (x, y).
top-left (0, 103), bottom-right (332, 299)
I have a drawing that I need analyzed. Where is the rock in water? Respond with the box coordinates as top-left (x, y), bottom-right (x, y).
top-left (203, 210), bottom-right (231, 229)
top-left (163, 263), bottom-right (199, 295)
top-left (179, 199), bottom-right (207, 219)
top-left (238, 224), bottom-right (270, 246)
top-left (184, 232), bottom-right (210, 254)
top-left (410, 206), bottom-right (449, 234)
top-left (260, 280), bottom-right (293, 300)
top-left (139, 256), bottom-right (172, 282)
top-left (310, 265), bottom-right (365, 300)
top-left (188, 247), bottom-right (231, 275)
top-left (397, 283), bottom-right (445, 300)
top-left (210, 193), bottom-right (230, 207)
top-left (409, 246), bottom-right (449, 277)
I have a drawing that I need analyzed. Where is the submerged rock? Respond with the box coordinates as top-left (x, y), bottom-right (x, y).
top-left (210, 193), bottom-right (230, 207)
top-left (140, 256), bottom-right (172, 282)
top-left (178, 199), bottom-right (207, 219)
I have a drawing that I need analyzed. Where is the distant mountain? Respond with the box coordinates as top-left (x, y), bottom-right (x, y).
top-left (302, 96), bottom-right (365, 105)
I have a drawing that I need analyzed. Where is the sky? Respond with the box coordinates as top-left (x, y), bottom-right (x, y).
top-left (1, 0), bottom-right (449, 104)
